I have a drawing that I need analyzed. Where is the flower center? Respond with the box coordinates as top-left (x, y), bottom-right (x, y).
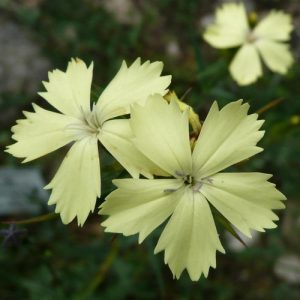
top-left (82, 104), bottom-right (101, 135)
top-left (184, 174), bottom-right (193, 185)
top-left (246, 32), bottom-right (258, 44)
top-left (65, 105), bottom-right (102, 140)
top-left (175, 171), bottom-right (213, 192)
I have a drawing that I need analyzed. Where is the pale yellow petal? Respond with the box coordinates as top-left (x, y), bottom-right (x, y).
top-left (155, 189), bottom-right (225, 281)
top-left (201, 172), bottom-right (286, 237)
top-left (96, 58), bottom-right (171, 122)
top-left (256, 40), bottom-right (293, 74)
top-left (100, 179), bottom-right (184, 243)
top-left (203, 3), bottom-right (249, 48)
top-left (45, 137), bottom-right (100, 226)
top-left (192, 100), bottom-right (264, 179)
top-left (253, 11), bottom-right (293, 41)
top-left (229, 44), bottom-right (262, 85)
top-left (98, 119), bottom-right (168, 179)
top-left (39, 58), bottom-right (93, 118)
top-left (130, 95), bottom-right (192, 177)
top-left (6, 104), bottom-right (80, 162)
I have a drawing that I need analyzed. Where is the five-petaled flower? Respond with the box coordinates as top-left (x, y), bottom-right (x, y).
top-left (6, 58), bottom-right (171, 226)
top-left (203, 2), bottom-right (293, 85)
top-left (100, 95), bottom-right (286, 280)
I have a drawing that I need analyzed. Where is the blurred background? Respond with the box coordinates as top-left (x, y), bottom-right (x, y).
top-left (0, 0), bottom-right (300, 299)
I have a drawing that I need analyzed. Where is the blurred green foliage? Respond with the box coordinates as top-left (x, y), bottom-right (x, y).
top-left (0, 0), bottom-right (300, 299)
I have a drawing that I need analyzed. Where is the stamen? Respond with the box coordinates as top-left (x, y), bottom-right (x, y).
top-left (192, 181), bottom-right (203, 192)
top-left (70, 104), bottom-right (102, 138)
top-left (203, 177), bottom-right (213, 184)
top-left (164, 188), bottom-right (178, 193)
top-left (92, 106), bottom-right (102, 129)
top-left (184, 175), bottom-right (193, 185)
top-left (175, 170), bottom-right (186, 177)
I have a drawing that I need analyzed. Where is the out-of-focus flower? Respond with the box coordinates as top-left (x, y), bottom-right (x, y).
top-left (290, 115), bottom-right (300, 125)
top-left (94, 0), bottom-right (141, 25)
top-left (203, 3), bottom-right (293, 85)
top-left (100, 96), bottom-right (286, 280)
top-left (0, 224), bottom-right (27, 248)
top-left (7, 58), bottom-right (171, 226)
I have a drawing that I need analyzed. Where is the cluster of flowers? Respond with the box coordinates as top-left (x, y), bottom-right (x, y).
top-left (7, 2), bottom-right (288, 281)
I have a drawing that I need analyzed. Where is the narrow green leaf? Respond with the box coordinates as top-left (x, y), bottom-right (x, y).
top-left (2, 212), bottom-right (58, 225)
top-left (75, 239), bottom-right (119, 300)
top-left (214, 210), bottom-right (247, 248)
top-left (256, 98), bottom-right (284, 115)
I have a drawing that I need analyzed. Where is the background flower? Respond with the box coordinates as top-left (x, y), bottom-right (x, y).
top-left (203, 2), bottom-right (293, 85)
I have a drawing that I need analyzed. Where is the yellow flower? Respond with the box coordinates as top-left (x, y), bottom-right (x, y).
top-left (6, 58), bottom-right (171, 226)
top-left (203, 3), bottom-right (293, 85)
top-left (100, 95), bottom-right (286, 280)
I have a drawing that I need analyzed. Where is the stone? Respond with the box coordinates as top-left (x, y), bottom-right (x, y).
top-left (0, 19), bottom-right (49, 96)
top-left (274, 254), bottom-right (300, 284)
top-left (0, 167), bottom-right (49, 216)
